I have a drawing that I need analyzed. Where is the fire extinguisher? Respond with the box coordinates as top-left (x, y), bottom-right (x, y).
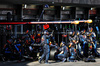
top-left (6, 25), bottom-right (11, 30)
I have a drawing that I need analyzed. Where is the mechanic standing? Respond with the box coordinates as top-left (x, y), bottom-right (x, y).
top-left (39, 30), bottom-right (52, 64)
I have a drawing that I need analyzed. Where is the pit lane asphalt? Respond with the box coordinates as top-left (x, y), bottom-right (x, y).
top-left (0, 59), bottom-right (100, 66)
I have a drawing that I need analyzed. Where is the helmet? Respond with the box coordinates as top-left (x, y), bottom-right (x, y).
top-left (69, 31), bottom-right (75, 36)
top-left (77, 31), bottom-right (80, 35)
top-left (83, 30), bottom-right (86, 34)
top-left (72, 31), bottom-right (75, 36)
top-left (62, 41), bottom-right (65, 45)
top-left (81, 30), bottom-right (86, 35)
top-left (91, 32), bottom-right (96, 38)
top-left (69, 31), bottom-right (73, 35)
top-left (89, 27), bottom-right (93, 32)
top-left (86, 32), bottom-right (90, 36)
top-left (60, 41), bottom-right (65, 47)
top-left (44, 30), bottom-right (48, 35)
top-left (69, 42), bottom-right (74, 47)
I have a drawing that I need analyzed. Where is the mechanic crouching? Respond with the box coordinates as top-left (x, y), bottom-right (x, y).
top-left (58, 42), bottom-right (68, 62)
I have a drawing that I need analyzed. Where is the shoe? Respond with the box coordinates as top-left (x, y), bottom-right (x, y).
top-left (38, 60), bottom-right (41, 64)
top-left (74, 60), bottom-right (77, 62)
top-left (62, 58), bottom-right (66, 62)
top-left (21, 59), bottom-right (25, 62)
top-left (17, 60), bottom-right (21, 63)
top-left (45, 62), bottom-right (50, 64)
top-left (7, 60), bottom-right (11, 62)
top-left (91, 59), bottom-right (96, 62)
top-left (56, 60), bottom-right (61, 62)
top-left (67, 57), bottom-right (69, 62)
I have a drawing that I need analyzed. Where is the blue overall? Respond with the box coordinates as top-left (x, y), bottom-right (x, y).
top-left (92, 38), bottom-right (96, 53)
top-left (69, 47), bottom-right (76, 60)
top-left (14, 44), bottom-right (22, 61)
top-left (14, 44), bottom-right (21, 56)
top-left (91, 33), bottom-right (97, 53)
top-left (80, 35), bottom-right (87, 57)
top-left (40, 44), bottom-right (50, 63)
top-left (58, 46), bottom-right (67, 61)
top-left (40, 35), bottom-right (50, 63)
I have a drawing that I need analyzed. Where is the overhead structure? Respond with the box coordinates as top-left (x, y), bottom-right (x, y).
top-left (0, 0), bottom-right (100, 7)
top-left (0, 22), bottom-right (28, 24)
top-left (0, 20), bottom-right (92, 24)
top-left (71, 21), bottom-right (79, 24)
top-left (29, 20), bottom-right (92, 24)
